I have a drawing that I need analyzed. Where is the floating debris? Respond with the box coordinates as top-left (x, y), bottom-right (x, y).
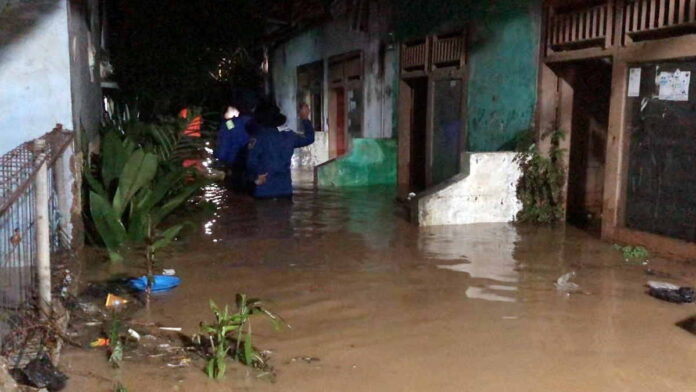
top-left (647, 281), bottom-right (695, 304)
top-left (12, 353), bottom-right (68, 391)
top-left (289, 356), bottom-right (320, 364)
top-left (555, 272), bottom-right (581, 294)
top-left (676, 316), bottom-right (696, 335)
top-left (105, 294), bottom-right (129, 309)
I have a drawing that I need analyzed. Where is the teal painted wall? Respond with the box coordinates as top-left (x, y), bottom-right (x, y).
top-left (466, 2), bottom-right (541, 152)
top-left (317, 139), bottom-right (397, 187)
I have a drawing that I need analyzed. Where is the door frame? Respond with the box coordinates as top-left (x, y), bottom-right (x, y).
top-left (397, 31), bottom-right (467, 198)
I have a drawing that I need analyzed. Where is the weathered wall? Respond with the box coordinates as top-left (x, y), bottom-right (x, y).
top-left (0, 0), bottom-right (73, 154)
top-left (67, 0), bottom-right (103, 145)
top-left (466, 1), bottom-right (542, 152)
top-left (317, 138), bottom-right (396, 187)
top-left (272, 1), bottom-right (398, 168)
top-left (417, 152), bottom-right (521, 226)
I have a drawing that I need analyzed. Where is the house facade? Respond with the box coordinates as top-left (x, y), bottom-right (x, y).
top-left (540, 0), bottom-right (696, 258)
top-left (271, 0), bottom-right (696, 258)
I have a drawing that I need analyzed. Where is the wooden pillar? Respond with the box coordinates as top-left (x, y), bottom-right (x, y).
top-left (601, 60), bottom-right (628, 239)
top-left (557, 73), bottom-right (574, 216)
top-left (397, 79), bottom-right (412, 198)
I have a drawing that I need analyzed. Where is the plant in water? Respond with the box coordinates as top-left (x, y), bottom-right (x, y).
top-left (514, 129), bottom-right (566, 224)
top-left (613, 244), bottom-right (650, 261)
top-left (199, 294), bottom-right (286, 380)
top-left (108, 318), bottom-right (123, 368)
top-left (113, 383), bottom-right (128, 392)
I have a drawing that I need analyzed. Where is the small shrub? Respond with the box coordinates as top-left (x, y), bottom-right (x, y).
top-left (613, 244), bottom-right (650, 260)
top-left (515, 129), bottom-right (566, 224)
top-left (199, 294), bottom-right (285, 380)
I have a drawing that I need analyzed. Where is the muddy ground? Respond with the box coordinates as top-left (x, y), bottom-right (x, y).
top-left (62, 179), bottom-right (696, 391)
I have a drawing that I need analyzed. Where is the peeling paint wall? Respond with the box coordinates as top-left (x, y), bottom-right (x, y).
top-left (466, 1), bottom-right (541, 152)
top-left (272, 1), bottom-right (398, 169)
top-left (67, 0), bottom-right (103, 144)
top-left (417, 152), bottom-right (521, 226)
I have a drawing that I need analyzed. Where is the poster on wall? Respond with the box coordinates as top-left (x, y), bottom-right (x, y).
top-left (656, 69), bottom-right (691, 101)
top-left (628, 68), bottom-right (641, 97)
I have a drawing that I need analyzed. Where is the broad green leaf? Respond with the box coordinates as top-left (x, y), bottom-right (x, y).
top-left (152, 183), bottom-right (201, 226)
top-left (84, 169), bottom-right (106, 197)
top-left (113, 150), bottom-right (158, 215)
top-left (101, 132), bottom-right (128, 188)
top-left (151, 224), bottom-right (184, 252)
top-left (89, 191), bottom-right (126, 261)
top-left (243, 334), bottom-right (253, 365)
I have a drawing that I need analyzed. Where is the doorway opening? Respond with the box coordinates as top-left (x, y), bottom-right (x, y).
top-left (558, 59), bottom-right (612, 233)
top-left (329, 87), bottom-right (347, 157)
top-left (405, 77), bottom-right (428, 192)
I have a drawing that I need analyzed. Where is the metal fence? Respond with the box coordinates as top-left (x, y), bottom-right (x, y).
top-left (0, 127), bottom-right (74, 311)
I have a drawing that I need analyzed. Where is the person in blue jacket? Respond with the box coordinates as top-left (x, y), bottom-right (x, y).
top-left (214, 103), bottom-right (254, 191)
top-left (247, 102), bottom-right (315, 199)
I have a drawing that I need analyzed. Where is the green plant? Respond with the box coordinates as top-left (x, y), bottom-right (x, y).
top-left (515, 129), bottom-right (566, 224)
top-left (84, 116), bottom-right (205, 262)
top-left (199, 295), bottom-right (285, 380)
top-left (113, 383), bottom-right (128, 392)
top-left (613, 244), bottom-right (650, 260)
top-left (108, 318), bottom-right (123, 368)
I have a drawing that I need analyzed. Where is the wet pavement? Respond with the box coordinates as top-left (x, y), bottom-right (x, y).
top-left (63, 176), bottom-right (696, 391)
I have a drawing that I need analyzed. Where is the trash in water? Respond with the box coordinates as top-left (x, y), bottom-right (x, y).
top-left (647, 281), bottom-right (695, 304)
top-left (162, 269), bottom-right (176, 276)
top-left (555, 272), bottom-right (581, 293)
top-left (159, 327), bottom-right (182, 332)
top-left (127, 329), bottom-right (141, 341)
top-left (128, 275), bottom-right (181, 292)
top-left (290, 356), bottom-right (320, 364)
top-left (676, 316), bottom-right (696, 335)
top-left (90, 338), bottom-right (109, 348)
top-left (647, 281), bottom-right (680, 290)
top-left (105, 293), bottom-right (128, 308)
top-left (166, 357), bottom-right (191, 368)
top-left (13, 353), bottom-right (68, 391)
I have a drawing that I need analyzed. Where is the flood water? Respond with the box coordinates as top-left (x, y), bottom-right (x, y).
top-left (63, 175), bottom-right (696, 391)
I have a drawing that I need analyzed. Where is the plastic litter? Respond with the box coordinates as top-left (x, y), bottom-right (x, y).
top-left (127, 329), bottom-right (141, 341)
top-left (13, 353), bottom-right (68, 391)
top-left (159, 327), bottom-right (182, 332)
top-left (647, 281), bottom-right (680, 291)
top-left (555, 272), bottom-right (581, 293)
top-left (128, 275), bottom-right (181, 292)
top-left (105, 293), bottom-right (128, 308)
top-left (90, 338), bottom-right (109, 348)
top-left (162, 269), bottom-right (176, 276)
top-left (647, 281), bottom-right (695, 304)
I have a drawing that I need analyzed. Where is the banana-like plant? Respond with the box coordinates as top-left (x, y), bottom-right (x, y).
top-left (199, 295), bottom-right (286, 380)
top-left (85, 116), bottom-right (206, 262)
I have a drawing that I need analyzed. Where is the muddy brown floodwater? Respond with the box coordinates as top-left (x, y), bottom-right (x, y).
top-left (63, 176), bottom-right (696, 391)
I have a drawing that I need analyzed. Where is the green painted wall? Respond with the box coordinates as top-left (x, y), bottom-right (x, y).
top-left (466, 2), bottom-right (541, 152)
top-left (317, 139), bottom-right (397, 187)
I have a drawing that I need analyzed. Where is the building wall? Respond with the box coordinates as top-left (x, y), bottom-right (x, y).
top-left (272, 2), bottom-right (398, 168)
top-left (0, 0), bottom-right (73, 155)
top-left (67, 0), bottom-right (103, 146)
top-left (466, 1), bottom-right (542, 152)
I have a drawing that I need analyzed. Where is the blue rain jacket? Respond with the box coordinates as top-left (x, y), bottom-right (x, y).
top-left (247, 120), bottom-right (315, 198)
top-left (214, 115), bottom-right (252, 167)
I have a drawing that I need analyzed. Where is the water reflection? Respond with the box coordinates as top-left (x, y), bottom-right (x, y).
top-left (420, 224), bottom-right (521, 302)
top-left (201, 182), bottom-right (397, 252)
